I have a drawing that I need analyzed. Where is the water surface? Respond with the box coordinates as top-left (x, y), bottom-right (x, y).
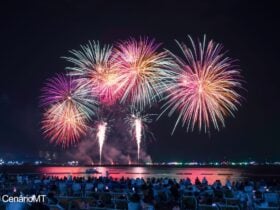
top-left (2, 166), bottom-right (280, 185)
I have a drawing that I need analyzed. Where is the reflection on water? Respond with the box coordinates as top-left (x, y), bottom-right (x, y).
top-left (38, 166), bottom-right (245, 184)
top-left (0, 166), bottom-right (275, 185)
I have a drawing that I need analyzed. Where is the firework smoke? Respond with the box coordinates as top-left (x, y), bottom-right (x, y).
top-left (63, 108), bottom-right (152, 164)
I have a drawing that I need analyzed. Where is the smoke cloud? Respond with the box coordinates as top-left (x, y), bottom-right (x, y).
top-left (63, 107), bottom-right (152, 164)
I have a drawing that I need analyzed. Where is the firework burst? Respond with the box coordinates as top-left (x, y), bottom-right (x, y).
top-left (64, 41), bottom-right (124, 105)
top-left (114, 37), bottom-right (176, 110)
top-left (160, 36), bottom-right (242, 133)
top-left (42, 103), bottom-right (88, 147)
top-left (40, 74), bottom-right (96, 147)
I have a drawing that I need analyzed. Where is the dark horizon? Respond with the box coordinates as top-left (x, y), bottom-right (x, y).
top-left (0, 1), bottom-right (279, 163)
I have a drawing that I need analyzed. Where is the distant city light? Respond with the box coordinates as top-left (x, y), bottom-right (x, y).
top-left (67, 161), bottom-right (79, 166)
top-left (0, 158), bottom-right (279, 166)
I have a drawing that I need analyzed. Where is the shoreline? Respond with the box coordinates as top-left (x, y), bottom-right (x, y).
top-left (1, 164), bottom-right (280, 168)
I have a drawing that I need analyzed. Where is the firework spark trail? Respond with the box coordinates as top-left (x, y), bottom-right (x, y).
top-left (64, 41), bottom-right (124, 105)
top-left (97, 122), bottom-right (107, 165)
top-left (160, 35), bottom-right (242, 133)
top-left (114, 37), bottom-right (177, 110)
top-left (134, 117), bottom-right (142, 162)
top-left (40, 74), bottom-right (96, 147)
top-left (126, 111), bottom-right (154, 162)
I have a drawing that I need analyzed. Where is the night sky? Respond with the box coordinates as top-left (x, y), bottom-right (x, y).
top-left (0, 1), bottom-right (279, 162)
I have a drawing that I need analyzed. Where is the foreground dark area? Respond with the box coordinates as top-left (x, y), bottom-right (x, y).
top-left (0, 173), bottom-right (279, 210)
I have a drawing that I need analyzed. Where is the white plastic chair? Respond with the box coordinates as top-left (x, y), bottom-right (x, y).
top-left (244, 185), bottom-right (254, 193)
top-left (58, 182), bottom-right (67, 196)
top-left (43, 179), bottom-right (50, 185)
top-left (263, 192), bottom-right (279, 204)
top-left (218, 204), bottom-right (240, 210)
top-left (85, 183), bottom-right (94, 196)
top-left (34, 179), bottom-right (41, 184)
top-left (17, 175), bottom-right (23, 184)
top-left (255, 207), bottom-right (279, 210)
top-left (97, 182), bottom-right (104, 191)
top-left (198, 204), bottom-right (219, 210)
top-left (72, 183), bottom-right (81, 196)
top-left (128, 201), bottom-right (141, 210)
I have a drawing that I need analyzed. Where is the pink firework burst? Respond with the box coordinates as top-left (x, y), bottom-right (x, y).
top-left (40, 74), bottom-right (95, 147)
top-left (160, 36), bottom-right (243, 133)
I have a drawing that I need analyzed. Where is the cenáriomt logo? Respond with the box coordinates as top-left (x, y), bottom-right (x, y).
top-left (1, 194), bottom-right (46, 203)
